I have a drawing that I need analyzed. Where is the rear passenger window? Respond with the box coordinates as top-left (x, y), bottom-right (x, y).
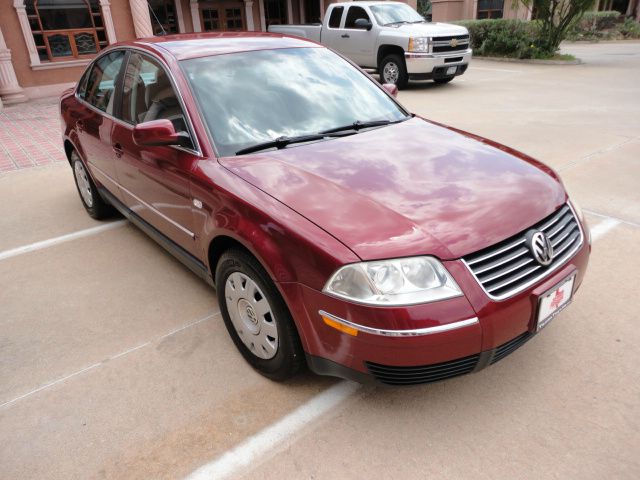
top-left (83, 51), bottom-right (125, 115)
top-left (328, 7), bottom-right (344, 28)
top-left (121, 52), bottom-right (193, 148)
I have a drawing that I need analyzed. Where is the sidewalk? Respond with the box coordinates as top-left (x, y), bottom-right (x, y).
top-left (0, 97), bottom-right (66, 172)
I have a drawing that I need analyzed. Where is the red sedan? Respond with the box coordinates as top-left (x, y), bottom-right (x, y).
top-left (60, 33), bottom-right (590, 385)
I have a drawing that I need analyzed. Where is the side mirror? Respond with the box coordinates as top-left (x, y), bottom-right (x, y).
top-left (354, 18), bottom-right (373, 31)
top-left (382, 83), bottom-right (398, 98)
top-left (132, 119), bottom-right (189, 147)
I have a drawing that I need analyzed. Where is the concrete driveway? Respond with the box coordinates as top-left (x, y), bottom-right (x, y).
top-left (1, 41), bottom-right (639, 480)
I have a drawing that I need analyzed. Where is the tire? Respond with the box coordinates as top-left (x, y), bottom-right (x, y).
top-left (379, 54), bottom-right (408, 89)
top-left (215, 249), bottom-right (304, 381)
top-left (434, 76), bottom-right (454, 85)
top-left (71, 151), bottom-right (115, 220)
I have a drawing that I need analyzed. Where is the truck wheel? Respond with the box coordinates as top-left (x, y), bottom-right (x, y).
top-left (434, 77), bottom-right (454, 85)
top-left (380, 54), bottom-right (408, 89)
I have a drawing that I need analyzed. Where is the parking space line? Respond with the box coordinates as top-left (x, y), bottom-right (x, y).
top-left (0, 310), bottom-right (219, 410)
top-left (185, 381), bottom-right (361, 480)
top-left (471, 66), bottom-right (522, 73)
top-left (584, 209), bottom-right (639, 229)
top-left (590, 218), bottom-right (621, 241)
top-left (0, 220), bottom-right (127, 261)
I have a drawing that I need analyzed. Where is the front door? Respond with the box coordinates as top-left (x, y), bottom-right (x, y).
top-left (111, 51), bottom-right (200, 256)
top-left (199, 1), bottom-right (246, 31)
top-left (336, 5), bottom-right (375, 67)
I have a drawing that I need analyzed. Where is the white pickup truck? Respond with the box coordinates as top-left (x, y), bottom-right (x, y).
top-left (268, 1), bottom-right (472, 88)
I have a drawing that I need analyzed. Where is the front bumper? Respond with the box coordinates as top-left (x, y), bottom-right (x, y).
top-left (279, 224), bottom-right (591, 386)
top-left (404, 49), bottom-right (473, 79)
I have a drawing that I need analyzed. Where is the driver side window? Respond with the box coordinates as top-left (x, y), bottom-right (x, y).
top-left (121, 52), bottom-right (194, 149)
top-left (344, 6), bottom-right (370, 29)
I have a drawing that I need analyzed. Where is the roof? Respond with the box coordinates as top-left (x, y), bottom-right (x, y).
top-left (129, 32), bottom-right (321, 61)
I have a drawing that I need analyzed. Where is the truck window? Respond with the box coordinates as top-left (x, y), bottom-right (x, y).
top-left (328, 6), bottom-right (344, 28)
top-left (345, 6), bottom-right (370, 29)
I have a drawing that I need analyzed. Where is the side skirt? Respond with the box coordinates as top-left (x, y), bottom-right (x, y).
top-left (99, 187), bottom-right (214, 287)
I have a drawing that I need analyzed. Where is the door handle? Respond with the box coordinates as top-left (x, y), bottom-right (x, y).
top-left (112, 143), bottom-right (124, 157)
top-left (341, 34), bottom-right (350, 38)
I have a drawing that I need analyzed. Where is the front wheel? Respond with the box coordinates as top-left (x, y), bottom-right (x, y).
top-left (215, 249), bottom-right (304, 381)
top-left (379, 54), bottom-right (408, 89)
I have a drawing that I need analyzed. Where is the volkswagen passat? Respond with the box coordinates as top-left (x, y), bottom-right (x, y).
top-left (60, 33), bottom-right (590, 385)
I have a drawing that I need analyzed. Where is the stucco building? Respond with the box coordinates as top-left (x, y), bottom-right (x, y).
top-left (0, 0), bottom-right (637, 107)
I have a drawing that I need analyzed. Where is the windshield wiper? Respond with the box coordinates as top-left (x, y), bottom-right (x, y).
top-left (235, 134), bottom-right (326, 155)
top-left (384, 21), bottom-right (410, 26)
top-left (320, 117), bottom-right (409, 135)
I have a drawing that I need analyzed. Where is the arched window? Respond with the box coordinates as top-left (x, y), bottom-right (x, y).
top-left (25, 0), bottom-right (107, 62)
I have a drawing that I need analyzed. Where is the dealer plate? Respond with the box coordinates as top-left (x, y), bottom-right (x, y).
top-left (536, 274), bottom-right (575, 332)
top-left (446, 66), bottom-right (457, 75)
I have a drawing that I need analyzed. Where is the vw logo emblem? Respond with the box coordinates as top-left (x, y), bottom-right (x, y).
top-left (526, 230), bottom-right (554, 266)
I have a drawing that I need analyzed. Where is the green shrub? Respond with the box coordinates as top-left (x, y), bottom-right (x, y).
top-left (618, 17), bottom-right (640, 38)
top-left (566, 11), bottom-right (640, 41)
top-left (456, 19), bottom-right (541, 59)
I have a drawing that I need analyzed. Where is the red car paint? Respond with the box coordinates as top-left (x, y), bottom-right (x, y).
top-left (60, 33), bottom-right (590, 383)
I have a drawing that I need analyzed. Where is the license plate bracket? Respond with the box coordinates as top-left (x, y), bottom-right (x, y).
top-left (535, 274), bottom-right (576, 332)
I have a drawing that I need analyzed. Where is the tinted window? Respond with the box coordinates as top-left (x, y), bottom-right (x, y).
top-left (121, 52), bottom-right (192, 148)
top-left (328, 6), bottom-right (343, 28)
top-left (84, 50), bottom-right (125, 114)
top-left (182, 48), bottom-right (408, 157)
top-left (344, 6), bottom-right (370, 29)
top-left (77, 67), bottom-right (91, 99)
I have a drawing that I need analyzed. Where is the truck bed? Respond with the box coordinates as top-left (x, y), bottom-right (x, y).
top-left (268, 24), bottom-right (322, 43)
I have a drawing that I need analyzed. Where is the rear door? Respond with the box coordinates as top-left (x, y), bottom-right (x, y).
top-left (76, 50), bottom-right (126, 197)
top-left (321, 5), bottom-right (346, 51)
top-left (111, 51), bottom-right (200, 256)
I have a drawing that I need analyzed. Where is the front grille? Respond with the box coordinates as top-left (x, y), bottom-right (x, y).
top-left (432, 35), bottom-right (470, 53)
top-left (365, 354), bottom-right (479, 386)
top-left (490, 332), bottom-right (532, 365)
top-left (463, 204), bottom-right (583, 300)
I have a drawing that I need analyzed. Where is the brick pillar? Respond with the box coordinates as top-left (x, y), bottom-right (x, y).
top-left (0, 24), bottom-right (28, 105)
top-left (129, 0), bottom-right (154, 38)
top-left (245, 1), bottom-right (255, 30)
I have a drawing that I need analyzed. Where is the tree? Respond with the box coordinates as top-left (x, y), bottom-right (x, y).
top-left (517, 0), bottom-right (596, 53)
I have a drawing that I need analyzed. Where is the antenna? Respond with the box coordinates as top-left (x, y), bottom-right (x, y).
top-left (147, 1), bottom-right (168, 36)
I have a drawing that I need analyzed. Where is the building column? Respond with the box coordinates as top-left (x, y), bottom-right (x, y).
top-left (287, 0), bottom-right (293, 23)
top-left (99, 0), bottom-right (117, 43)
top-left (0, 25), bottom-right (28, 105)
top-left (259, 0), bottom-right (266, 31)
top-left (129, 0), bottom-right (154, 38)
top-left (175, 0), bottom-right (186, 33)
top-left (13, 0), bottom-right (40, 66)
top-left (190, 0), bottom-right (202, 32)
top-left (245, 1), bottom-right (255, 30)
top-left (299, 0), bottom-right (305, 23)
top-left (319, 0), bottom-right (325, 21)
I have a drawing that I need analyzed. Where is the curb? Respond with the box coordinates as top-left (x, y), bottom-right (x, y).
top-left (476, 56), bottom-right (583, 65)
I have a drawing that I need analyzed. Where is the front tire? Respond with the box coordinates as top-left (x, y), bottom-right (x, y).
top-left (215, 249), bottom-right (304, 381)
top-left (71, 151), bottom-right (115, 219)
top-left (379, 54), bottom-right (408, 89)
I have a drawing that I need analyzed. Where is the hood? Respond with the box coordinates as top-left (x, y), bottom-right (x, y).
top-left (219, 118), bottom-right (566, 261)
top-left (389, 22), bottom-right (469, 38)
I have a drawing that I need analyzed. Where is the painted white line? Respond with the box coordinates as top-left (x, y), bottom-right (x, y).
top-left (584, 209), bottom-right (640, 229)
top-left (0, 220), bottom-right (127, 261)
top-left (185, 381), bottom-right (361, 480)
top-left (590, 218), bottom-right (621, 241)
top-left (0, 311), bottom-right (219, 410)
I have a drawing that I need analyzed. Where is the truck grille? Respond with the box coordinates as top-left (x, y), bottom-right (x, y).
top-left (462, 204), bottom-right (583, 300)
top-left (432, 35), bottom-right (470, 54)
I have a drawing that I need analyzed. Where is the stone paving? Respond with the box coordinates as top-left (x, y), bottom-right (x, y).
top-left (0, 97), bottom-right (66, 172)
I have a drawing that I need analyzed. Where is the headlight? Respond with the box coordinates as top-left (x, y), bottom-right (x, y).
top-left (323, 256), bottom-right (462, 306)
top-left (408, 37), bottom-right (430, 53)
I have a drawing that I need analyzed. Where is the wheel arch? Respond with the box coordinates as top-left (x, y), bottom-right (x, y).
top-left (377, 44), bottom-right (405, 69)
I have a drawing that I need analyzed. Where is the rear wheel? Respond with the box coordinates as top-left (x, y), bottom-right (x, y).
top-left (434, 76), bottom-right (454, 85)
top-left (71, 151), bottom-right (115, 219)
top-left (215, 249), bottom-right (304, 381)
top-left (379, 54), bottom-right (408, 89)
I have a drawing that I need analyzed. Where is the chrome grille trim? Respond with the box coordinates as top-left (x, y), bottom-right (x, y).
top-left (462, 203), bottom-right (584, 301)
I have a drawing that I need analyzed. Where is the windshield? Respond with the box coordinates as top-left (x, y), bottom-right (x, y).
top-left (370, 4), bottom-right (424, 25)
top-left (181, 47), bottom-right (408, 157)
